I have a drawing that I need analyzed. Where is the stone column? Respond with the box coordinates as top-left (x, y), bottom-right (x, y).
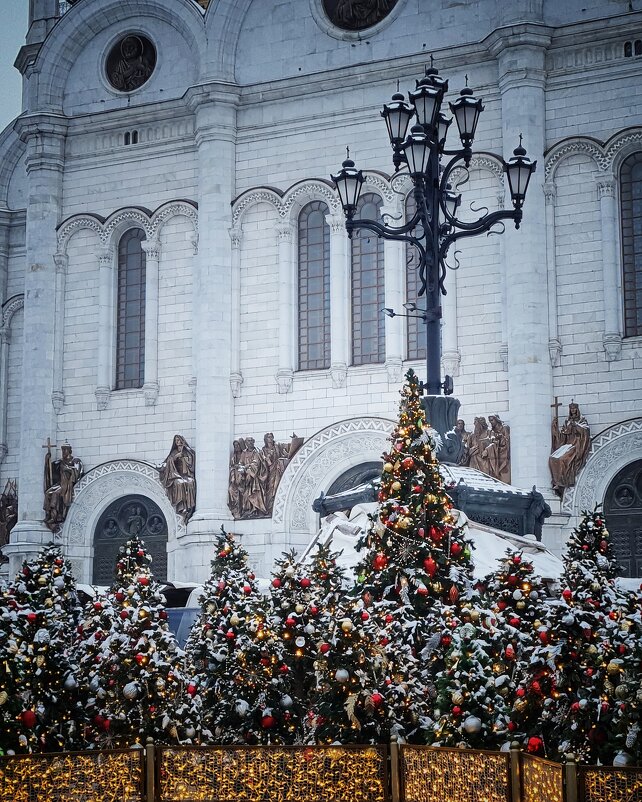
top-left (275, 221), bottom-right (295, 393)
top-left (95, 248), bottom-right (114, 410)
top-left (141, 238), bottom-right (161, 405)
top-left (441, 262), bottom-right (460, 380)
top-left (229, 226), bottom-right (243, 398)
top-left (185, 84), bottom-right (239, 554)
top-left (0, 209), bottom-right (10, 304)
top-left (51, 252), bottom-right (67, 414)
top-left (488, 27), bottom-right (553, 492)
top-left (7, 113), bottom-right (67, 573)
top-left (381, 204), bottom-right (404, 384)
top-left (328, 213), bottom-right (349, 388)
top-left (598, 177), bottom-right (622, 361)
top-left (0, 326), bottom-right (10, 465)
top-left (544, 182), bottom-right (562, 367)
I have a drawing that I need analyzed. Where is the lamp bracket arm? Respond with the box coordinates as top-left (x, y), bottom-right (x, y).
top-left (439, 209), bottom-right (518, 254)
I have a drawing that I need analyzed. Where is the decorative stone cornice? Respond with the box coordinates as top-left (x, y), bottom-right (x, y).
top-left (484, 23), bottom-right (553, 60)
top-left (51, 390), bottom-right (64, 414)
top-left (385, 358), bottom-right (403, 384)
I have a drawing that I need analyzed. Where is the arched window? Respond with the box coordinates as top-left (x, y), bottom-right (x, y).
top-left (351, 193), bottom-right (385, 365)
top-left (116, 228), bottom-right (146, 389)
top-left (298, 201), bottom-right (331, 370)
top-left (405, 192), bottom-right (426, 361)
top-left (621, 152), bottom-right (642, 337)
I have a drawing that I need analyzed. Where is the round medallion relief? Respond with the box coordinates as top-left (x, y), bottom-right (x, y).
top-left (322, 0), bottom-right (399, 31)
top-left (106, 34), bottom-right (156, 92)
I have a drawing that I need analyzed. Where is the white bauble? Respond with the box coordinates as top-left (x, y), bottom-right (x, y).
top-left (562, 614), bottom-right (575, 626)
top-left (304, 623), bottom-right (316, 635)
top-left (185, 726), bottom-right (196, 739)
top-left (63, 674), bottom-right (77, 690)
top-left (53, 577), bottom-right (65, 590)
top-left (529, 591), bottom-right (539, 600)
top-left (335, 668), bottom-right (350, 682)
top-left (512, 590), bottom-right (523, 601)
top-left (123, 682), bottom-right (138, 700)
top-left (235, 699), bottom-right (249, 718)
top-left (463, 716), bottom-right (482, 734)
top-left (613, 751), bottom-right (632, 767)
top-left (285, 566), bottom-right (296, 577)
top-left (280, 695), bottom-right (293, 709)
top-left (34, 628), bottom-right (50, 644)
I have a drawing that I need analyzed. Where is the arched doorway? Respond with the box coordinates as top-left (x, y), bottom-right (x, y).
top-left (92, 494), bottom-right (168, 585)
top-left (604, 460), bottom-right (642, 578)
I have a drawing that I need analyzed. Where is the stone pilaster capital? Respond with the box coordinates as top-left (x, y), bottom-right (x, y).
top-left (597, 177), bottom-right (616, 199)
top-left (543, 182), bottom-right (556, 204)
top-left (0, 326), bottom-right (10, 346)
top-left (548, 338), bottom-right (562, 367)
top-left (95, 386), bottom-right (111, 411)
top-left (276, 222), bottom-right (295, 243)
top-left (53, 252), bottom-right (68, 274)
top-left (229, 372), bottom-right (242, 398)
top-left (97, 248), bottom-right (114, 268)
top-left (330, 363), bottom-right (347, 389)
top-left (189, 232), bottom-right (199, 255)
top-left (275, 369), bottom-right (293, 394)
top-left (327, 214), bottom-right (347, 236)
top-left (141, 239), bottom-right (161, 260)
top-left (15, 113), bottom-right (68, 174)
top-left (143, 382), bottom-right (159, 406)
top-left (229, 227), bottom-right (242, 250)
top-left (51, 390), bottom-right (64, 414)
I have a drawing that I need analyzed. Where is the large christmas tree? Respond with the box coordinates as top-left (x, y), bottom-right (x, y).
top-left (80, 535), bottom-right (201, 747)
top-left (3, 545), bottom-right (83, 753)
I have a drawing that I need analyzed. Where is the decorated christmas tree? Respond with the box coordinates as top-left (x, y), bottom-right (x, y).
top-left (186, 527), bottom-right (265, 743)
top-left (0, 586), bottom-right (26, 754)
top-left (82, 535), bottom-right (202, 747)
top-left (354, 369), bottom-right (475, 611)
top-left (3, 545), bottom-right (83, 753)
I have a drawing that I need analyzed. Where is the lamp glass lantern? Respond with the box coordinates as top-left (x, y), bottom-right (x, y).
top-left (449, 87), bottom-right (484, 147)
top-left (331, 157), bottom-right (364, 214)
top-left (402, 125), bottom-right (431, 176)
top-left (381, 92), bottom-right (416, 146)
top-left (504, 143), bottom-right (536, 209)
top-left (409, 72), bottom-right (447, 130)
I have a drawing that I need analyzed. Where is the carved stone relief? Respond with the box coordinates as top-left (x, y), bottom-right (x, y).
top-left (322, 0), bottom-right (399, 30)
top-left (549, 400), bottom-right (590, 496)
top-left (106, 34), bottom-right (156, 93)
top-left (0, 478), bottom-right (17, 562)
top-left (43, 441), bottom-right (84, 533)
top-left (457, 415), bottom-right (511, 484)
top-left (229, 433), bottom-right (304, 520)
top-left (158, 435), bottom-right (196, 523)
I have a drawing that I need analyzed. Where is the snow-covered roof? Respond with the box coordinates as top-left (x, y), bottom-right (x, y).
top-left (440, 465), bottom-right (534, 496)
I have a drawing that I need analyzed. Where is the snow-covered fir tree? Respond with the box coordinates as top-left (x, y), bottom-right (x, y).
top-left (3, 545), bottom-right (83, 753)
top-left (81, 535), bottom-right (201, 747)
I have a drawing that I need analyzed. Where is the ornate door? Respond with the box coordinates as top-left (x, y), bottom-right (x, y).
top-left (92, 494), bottom-right (168, 585)
top-left (604, 460), bottom-right (642, 578)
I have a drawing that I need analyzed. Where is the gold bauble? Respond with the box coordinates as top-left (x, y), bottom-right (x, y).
top-left (470, 610), bottom-right (480, 622)
top-left (533, 620), bottom-right (542, 629)
top-left (514, 698), bottom-right (528, 713)
top-left (295, 604), bottom-right (305, 614)
top-left (391, 481), bottom-right (401, 493)
top-left (516, 601), bottom-right (526, 610)
top-left (607, 661), bottom-right (621, 676)
top-left (38, 576), bottom-right (47, 586)
top-left (451, 691), bottom-right (464, 705)
top-left (590, 581), bottom-right (601, 592)
top-left (36, 655), bottom-right (45, 667)
top-left (615, 684), bottom-right (629, 700)
top-left (229, 614), bottom-right (240, 627)
top-left (341, 618), bottom-right (354, 632)
top-left (586, 645), bottom-right (598, 656)
top-left (383, 463), bottom-right (394, 473)
top-left (0, 691), bottom-right (7, 706)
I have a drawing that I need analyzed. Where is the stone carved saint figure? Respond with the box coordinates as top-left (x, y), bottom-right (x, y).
top-left (455, 419), bottom-right (471, 466)
top-left (485, 415), bottom-right (511, 484)
top-left (227, 439), bottom-right (243, 520)
top-left (109, 35), bottom-right (154, 92)
top-left (159, 435), bottom-right (196, 522)
top-left (549, 402), bottom-right (591, 496)
top-left (331, 0), bottom-right (397, 30)
top-left (0, 479), bottom-right (18, 560)
top-left (238, 437), bottom-right (268, 518)
top-left (467, 417), bottom-right (491, 473)
top-left (44, 443), bottom-right (84, 532)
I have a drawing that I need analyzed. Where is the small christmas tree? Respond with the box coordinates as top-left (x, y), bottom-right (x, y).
top-left (0, 586), bottom-right (26, 754)
top-left (5, 545), bottom-right (83, 752)
top-left (84, 536), bottom-right (201, 747)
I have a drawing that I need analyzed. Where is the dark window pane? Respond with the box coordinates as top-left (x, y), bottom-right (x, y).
top-left (298, 202), bottom-right (331, 370)
top-left (116, 228), bottom-right (146, 389)
top-left (352, 193), bottom-right (385, 365)
top-left (621, 153), bottom-right (642, 338)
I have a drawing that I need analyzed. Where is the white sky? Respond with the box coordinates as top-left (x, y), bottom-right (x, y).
top-left (0, 0), bottom-right (29, 133)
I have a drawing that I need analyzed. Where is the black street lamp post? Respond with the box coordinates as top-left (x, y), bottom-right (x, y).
top-left (331, 65), bottom-right (536, 460)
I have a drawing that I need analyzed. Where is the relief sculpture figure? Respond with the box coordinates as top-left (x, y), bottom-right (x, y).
top-left (44, 442), bottom-right (84, 532)
top-left (485, 415), bottom-right (511, 484)
top-left (159, 434), bottom-right (196, 522)
top-left (0, 479), bottom-right (17, 561)
top-left (549, 402), bottom-right (590, 496)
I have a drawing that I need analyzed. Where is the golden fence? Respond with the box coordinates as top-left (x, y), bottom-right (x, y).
top-left (0, 747), bottom-right (144, 802)
top-left (0, 743), bottom-right (640, 802)
top-left (520, 753), bottom-right (564, 802)
top-left (156, 744), bottom-right (388, 802)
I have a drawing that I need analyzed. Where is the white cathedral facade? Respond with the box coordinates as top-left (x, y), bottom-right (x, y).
top-left (0, 0), bottom-right (641, 585)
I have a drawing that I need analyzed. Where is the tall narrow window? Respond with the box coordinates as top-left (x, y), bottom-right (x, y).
top-left (298, 201), bottom-right (331, 370)
top-left (116, 228), bottom-right (146, 389)
top-left (405, 192), bottom-right (426, 361)
top-left (621, 152), bottom-right (642, 337)
top-left (351, 193), bottom-right (385, 365)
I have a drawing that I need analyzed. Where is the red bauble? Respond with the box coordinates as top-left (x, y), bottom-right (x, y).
top-left (538, 630), bottom-right (549, 644)
top-left (26, 612), bottom-right (37, 623)
top-left (120, 610), bottom-right (129, 620)
top-left (429, 527), bottom-right (442, 543)
top-left (279, 664), bottom-right (289, 674)
top-left (260, 657), bottom-right (270, 666)
top-left (586, 667), bottom-right (594, 677)
top-left (508, 721), bottom-right (517, 732)
top-left (218, 550), bottom-right (227, 558)
top-left (618, 644), bottom-right (626, 655)
top-left (516, 688), bottom-right (526, 698)
top-left (54, 558), bottom-right (63, 566)
top-left (310, 606), bottom-right (319, 616)
top-left (448, 585), bottom-right (459, 603)
top-left (248, 572), bottom-right (255, 580)
top-left (149, 706), bottom-right (156, 714)
top-left (385, 614), bottom-right (393, 623)
top-left (371, 692), bottom-right (384, 708)
top-left (401, 457), bottom-right (414, 470)
top-left (512, 555), bottom-right (522, 565)
top-left (582, 544), bottom-right (589, 551)
top-left (452, 706), bottom-right (462, 716)
top-left (509, 617), bottom-right (521, 627)
top-left (285, 617), bottom-right (296, 627)
top-left (271, 578), bottom-right (281, 588)
top-left (380, 637), bottom-right (390, 646)
top-left (531, 681), bottom-right (541, 694)
top-left (507, 575), bottom-right (518, 586)
top-left (497, 600), bottom-right (507, 611)
top-left (94, 631), bottom-right (104, 641)
top-left (599, 540), bottom-right (607, 550)
top-left (243, 585), bottom-right (252, 594)
top-left (187, 683), bottom-right (197, 696)
top-left (440, 634), bottom-right (452, 647)
top-left (417, 586), bottom-right (429, 597)
top-left (562, 589), bottom-right (572, 601)
top-left (601, 702), bottom-right (609, 713)
top-left (261, 715), bottom-right (276, 729)
top-left (138, 576), bottom-right (149, 586)
top-left (505, 645), bottom-right (515, 660)
top-left (135, 653), bottom-right (145, 664)
top-left (159, 610), bottom-right (167, 620)
top-left (319, 643), bottom-right (330, 654)
top-left (137, 549), bottom-right (145, 557)
top-left (299, 578), bottom-right (311, 589)
top-left (571, 702), bottom-right (580, 712)
top-left (373, 553), bottom-right (388, 571)
top-left (582, 627), bottom-right (592, 640)
top-left (361, 611), bottom-right (370, 621)
top-left (226, 630), bottom-right (236, 640)
top-left (417, 528), bottom-right (425, 538)
top-left (21, 709), bottom-right (37, 728)
top-left (450, 542), bottom-right (462, 557)
top-left (526, 737), bottom-right (544, 755)
top-left (22, 567), bottom-right (30, 576)
top-left (595, 519), bottom-right (603, 526)
top-left (93, 601), bottom-right (103, 611)
top-left (115, 592), bottom-right (125, 602)
top-left (423, 557), bottom-right (437, 577)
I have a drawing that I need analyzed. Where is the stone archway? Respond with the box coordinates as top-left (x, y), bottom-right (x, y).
top-left (271, 417), bottom-right (393, 552)
top-left (61, 459), bottom-right (183, 583)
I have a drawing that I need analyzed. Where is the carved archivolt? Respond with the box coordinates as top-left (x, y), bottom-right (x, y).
top-left (272, 417), bottom-right (393, 536)
top-left (562, 418), bottom-right (642, 516)
top-left (1, 295), bottom-right (24, 329)
top-left (544, 127), bottom-right (642, 181)
top-left (61, 459), bottom-right (185, 548)
top-left (56, 200), bottom-right (198, 253)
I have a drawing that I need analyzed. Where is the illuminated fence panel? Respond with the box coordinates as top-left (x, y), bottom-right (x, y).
top-left (0, 748), bottom-right (144, 802)
top-left (400, 745), bottom-right (510, 802)
top-left (158, 745), bottom-right (388, 802)
top-left (578, 766), bottom-right (642, 802)
top-left (520, 754), bottom-right (563, 802)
